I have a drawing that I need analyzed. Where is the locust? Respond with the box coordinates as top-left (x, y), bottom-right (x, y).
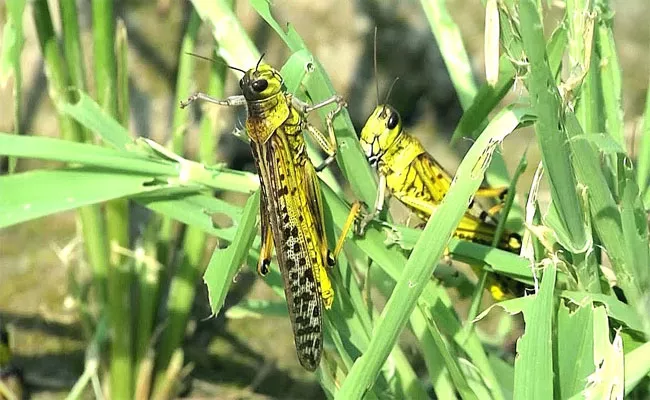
top-left (356, 100), bottom-right (526, 299)
top-left (181, 58), bottom-right (359, 371)
top-left (353, 29), bottom-right (525, 297)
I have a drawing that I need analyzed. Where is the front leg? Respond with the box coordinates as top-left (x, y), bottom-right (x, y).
top-left (355, 173), bottom-right (387, 235)
top-left (180, 93), bottom-right (247, 109)
top-left (291, 94), bottom-right (345, 115)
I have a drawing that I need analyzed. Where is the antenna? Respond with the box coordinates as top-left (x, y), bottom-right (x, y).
top-left (255, 53), bottom-right (265, 72)
top-left (185, 52), bottom-right (246, 74)
top-left (374, 27), bottom-right (380, 108)
top-left (381, 77), bottom-right (399, 115)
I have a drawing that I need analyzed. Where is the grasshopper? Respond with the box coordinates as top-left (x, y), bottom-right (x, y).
top-left (356, 102), bottom-right (525, 299)
top-left (355, 28), bottom-right (524, 298)
top-left (181, 58), bottom-right (359, 371)
top-left (356, 100), bottom-right (525, 299)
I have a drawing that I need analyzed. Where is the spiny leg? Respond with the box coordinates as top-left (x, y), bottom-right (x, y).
top-left (355, 174), bottom-right (387, 235)
top-left (292, 94), bottom-right (345, 115)
top-left (180, 93), bottom-right (247, 109)
top-left (292, 95), bottom-right (347, 172)
top-left (313, 201), bottom-right (362, 310)
top-left (332, 201), bottom-right (363, 259)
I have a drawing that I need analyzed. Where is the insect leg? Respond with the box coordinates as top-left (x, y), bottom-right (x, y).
top-left (476, 186), bottom-right (508, 199)
top-left (304, 123), bottom-right (337, 171)
top-left (356, 174), bottom-right (387, 235)
top-left (180, 93), bottom-right (247, 109)
top-left (291, 94), bottom-right (345, 115)
top-left (332, 201), bottom-right (362, 259)
top-left (292, 95), bottom-right (347, 171)
top-left (472, 186), bottom-right (508, 218)
top-left (257, 203), bottom-right (274, 276)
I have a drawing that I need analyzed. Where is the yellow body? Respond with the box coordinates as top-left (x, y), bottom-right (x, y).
top-left (185, 63), bottom-right (354, 371)
top-left (360, 104), bottom-right (523, 299)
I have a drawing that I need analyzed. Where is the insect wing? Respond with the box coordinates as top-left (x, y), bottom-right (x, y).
top-left (253, 134), bottom-right (324, 371)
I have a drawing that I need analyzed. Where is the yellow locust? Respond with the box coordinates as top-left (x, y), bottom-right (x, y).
top-left (181, 59), bottom-right (359, 371)
top-left (357, 102), bottom-right (524, 300)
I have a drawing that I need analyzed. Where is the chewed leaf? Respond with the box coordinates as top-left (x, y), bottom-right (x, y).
top-left (582, 308), bottom-right (624, 400)
top-left (570, 133), bottom-right (627, 156)
top-left (474, 296), bottom-right (533, 322)
top-left (525, 222), bottom-right (561, 254)
top-left (204, 190), bottom-right (260, 315)
top-left (513, 259), bottom-right (556, 399)
top-left (560, 291), bottom-right (645, 334)
top-left (556, 296), bottom-right (594, 399)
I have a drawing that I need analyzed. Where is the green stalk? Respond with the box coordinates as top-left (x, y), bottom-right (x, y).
top-left (157, 9), bottom-right (203, 276)
top-left (92, 0), bottom-right (130, 267)
top-left (153, 7), bottom-right (205, 391)
top-left (57, 0), bottom-right (98, 336)
top-left (1, 0), bottom-right (26, 173)
top-left (31, 0), bottom-right (110, 306)
top-left (115, 18), bottom-right (155, 388)
top-left (594, 0), bottom-right (624, 146)
top-left (59, 0), bottom-right (88, 94)
top-left (134, 226), bottom-right (160, 365)
top-left (158, 8), bottom-right (202, 253)
top-left (567, 0), bottom-right (601, 135)
top-left (92, 2), bottom-right (132, 397)
top-left (116, 19), bottom-right (130, 129)
top-left (153, 227), bottom-right (205, 388)
top-left (518, 0), bottom-right (589, 252)
top-left (170, 11), bottom-right (201, 154)
top-left (198, 50), bottom-right (228, 164)
top-left (638, 77), bottom-right (650, 200)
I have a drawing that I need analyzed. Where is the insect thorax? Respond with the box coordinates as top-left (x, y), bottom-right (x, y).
top-left (379, 133), bottom-right (425, 176)
top-left (245, 92), bottom-right (292, 144)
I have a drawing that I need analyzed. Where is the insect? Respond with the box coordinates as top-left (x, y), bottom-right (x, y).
top-left (356, 102), bottom-right (525, 300)
top-left (181, 57), bottom-right (359, 371)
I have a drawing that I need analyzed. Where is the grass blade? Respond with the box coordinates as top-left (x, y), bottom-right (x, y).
top-left (0, 0), bottom-right (26, 173)
top-left (418, 0), bottom-right (477, 108)
top-left (513, 260), bottom-right (556, 399)
top-left (0, 168), bottom-right (165, 228)
top-left (204, 190), bottom-right (260, 315)
top-left (519, 0), bottom-right (589, 253)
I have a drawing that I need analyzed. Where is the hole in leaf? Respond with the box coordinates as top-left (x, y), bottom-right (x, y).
top-left (210, 212), bottom-right (234, 229)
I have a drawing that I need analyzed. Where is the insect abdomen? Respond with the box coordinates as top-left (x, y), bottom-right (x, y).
top-left (252, 134), bottom-right (325, 371)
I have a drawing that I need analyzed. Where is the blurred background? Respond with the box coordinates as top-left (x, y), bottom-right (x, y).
top-left (0, 0), bottom-right (648, 398)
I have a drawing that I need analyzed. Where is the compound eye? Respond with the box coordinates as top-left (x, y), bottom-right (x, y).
top-left (386, 112), bottom-right (399, 130)
top-left (252, 79), bottom-right (268, 92)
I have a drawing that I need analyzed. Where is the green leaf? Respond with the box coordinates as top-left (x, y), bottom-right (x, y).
top-left (559, 291), bottom-right (644, 333)
top-left (0, 168), bottom-right (165, 228)
top-left (204, 190), bottom-right (260, 315)
top-left (513, 260), bottom-right (556, 399)
top-left (0, 0), bottom-right (26, 84)
top-left (59, 89), bottom-right (132, 150)
top-left (555, 298), bottom-right (594, 399)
